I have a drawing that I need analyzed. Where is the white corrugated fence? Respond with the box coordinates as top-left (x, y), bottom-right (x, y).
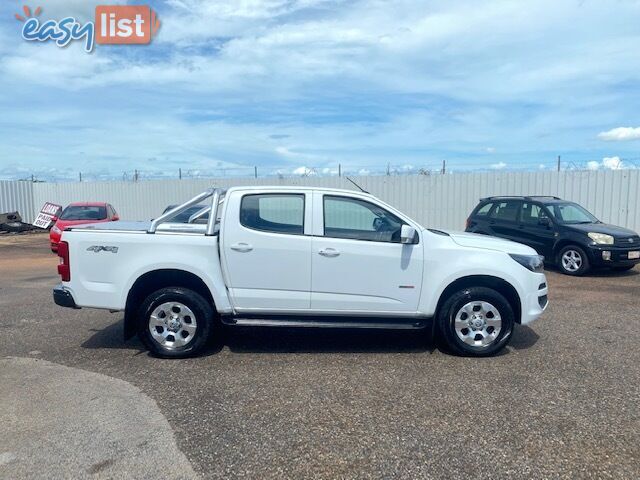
top-left (0, 180), bottom-right (35, 223)
top-left (1, 170), bottom-right (639, 232)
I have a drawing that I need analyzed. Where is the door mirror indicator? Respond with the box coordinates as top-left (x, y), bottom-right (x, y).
top-left (401, 225), bottom-right (418, 244)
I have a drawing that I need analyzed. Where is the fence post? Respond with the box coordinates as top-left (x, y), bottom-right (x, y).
top-left (557, 155), bottom-right (561, 172)
top-left (441, 160), bottom-right (446, 175)
top-left (338, 164), bottom-right (341, 177)
top-left (254, 166), bottom-right (258, 178)
top-left (179, 168), bottom-right (182, 180)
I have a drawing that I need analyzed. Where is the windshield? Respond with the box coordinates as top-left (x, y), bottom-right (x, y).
top-left (59, 205), bottom-right (107, 221)
top-left (548, 203), bottom-right (598, 224)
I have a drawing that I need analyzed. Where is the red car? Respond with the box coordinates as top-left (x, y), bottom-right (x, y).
top-left (50, 202), bottom-right (119, 252)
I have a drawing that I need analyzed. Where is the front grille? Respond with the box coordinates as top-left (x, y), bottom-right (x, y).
top-left (615, 236), bottom-right (640, 247)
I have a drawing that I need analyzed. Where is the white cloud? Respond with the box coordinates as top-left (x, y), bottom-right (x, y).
top-left (292, 166), bottom-right (316, 176)
top-left (485, 147), bottom-right (496, 153)
top-left (490, 161), bottom-right (507, 170)
top-left (602, 156), bottom-right (624, 170)
top-left (597, 127), bottom-right (640, 141)
top-left (586, 161), bottom-right (600, 171)
top-left (587, 157), bottom-right (625, 170)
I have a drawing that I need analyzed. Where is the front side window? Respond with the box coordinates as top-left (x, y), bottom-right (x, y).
top-left (549, 203), bottom-right (598, 224)
top-left (520, 203), bottom-right (549, 225)
top-left (240, 194), bottom-right (304, 235)
top-left (59, 205), bottom-right (107, 221)
top-left (323, 196), bottom-right (405, 243)
top-left (489, 201), bottom-right (520, 222)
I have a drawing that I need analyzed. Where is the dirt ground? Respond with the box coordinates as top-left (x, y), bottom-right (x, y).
top-left (1, 233), bottom-right (639, 479)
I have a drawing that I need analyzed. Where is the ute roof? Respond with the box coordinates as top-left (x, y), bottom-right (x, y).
top-left (225, 185), bottom-right (373, 196)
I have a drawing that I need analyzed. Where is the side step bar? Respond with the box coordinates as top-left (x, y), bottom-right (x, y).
top-left (222, 316), bottom-right (429, 330)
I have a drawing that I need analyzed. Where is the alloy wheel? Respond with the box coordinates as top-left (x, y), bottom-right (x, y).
top-left (454, 301), bottom-right (502, 347)
top-left (561, 249), bottom-right (583, 272)
top-left (148, 302), bottom-right (197, 349)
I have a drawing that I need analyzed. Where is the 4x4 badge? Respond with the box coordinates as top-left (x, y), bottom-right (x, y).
top-left (87, 246), bottom-right (119, 253)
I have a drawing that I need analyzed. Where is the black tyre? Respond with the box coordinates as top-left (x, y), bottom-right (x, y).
top-left (137, 287), bottom-right (217, 358)
top-left (437, 287), bottom-right (514, 357)
top-left (612, 265), bottom-right (635, 272)
top-left (557, 245), bottom-right (590, 276)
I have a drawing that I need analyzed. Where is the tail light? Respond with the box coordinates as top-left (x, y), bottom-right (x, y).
top-left (57, 241), bottom-right (70, 281)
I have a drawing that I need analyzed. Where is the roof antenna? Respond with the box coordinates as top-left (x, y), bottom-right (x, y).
top-left (345, 176), bottom-right (369, 194)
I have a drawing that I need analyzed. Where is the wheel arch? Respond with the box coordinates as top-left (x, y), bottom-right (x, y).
top-left (553, 239), bottom-right (590, 262)
top-left (435, 275), bottom-right (522, 324)
top-left (124, 269), bottom-right (216, 340)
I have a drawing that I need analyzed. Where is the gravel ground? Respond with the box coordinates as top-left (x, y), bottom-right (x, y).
top-left (1, 234), bottom-right (639, 479)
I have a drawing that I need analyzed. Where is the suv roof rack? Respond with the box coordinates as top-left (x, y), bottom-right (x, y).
top-left (480, 195), bottom-right (562, 201)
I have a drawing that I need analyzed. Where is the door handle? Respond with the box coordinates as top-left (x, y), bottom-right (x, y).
top-left (230, 242), bottom-right (253, 252)
top-left (318, 248), bottom-right (340, 257)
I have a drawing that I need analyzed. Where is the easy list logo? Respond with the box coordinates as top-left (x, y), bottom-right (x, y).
top-left (15, 5), bottom-right (160, 53)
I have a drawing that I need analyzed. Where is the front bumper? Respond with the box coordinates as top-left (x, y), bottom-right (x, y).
top-left (587, 245), bottom-right (640, 267)
top-left (520, 273), bottom-right (549, 325)
top-left (53, 284), bottom-right (80, 309)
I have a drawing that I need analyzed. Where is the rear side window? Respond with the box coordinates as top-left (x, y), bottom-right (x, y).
top-left (489, 201), bottom-right (520, 221)
top-left (474, 203), bottom-right (493, 217)
top-left (240, 194), bottom-right (304, 235)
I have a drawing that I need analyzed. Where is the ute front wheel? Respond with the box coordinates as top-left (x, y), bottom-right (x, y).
top-left (438, 287), bottom-right (514, 357)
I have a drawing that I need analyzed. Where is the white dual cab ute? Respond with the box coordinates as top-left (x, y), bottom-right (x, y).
top-left (53, 186), bottom-right (549, 357)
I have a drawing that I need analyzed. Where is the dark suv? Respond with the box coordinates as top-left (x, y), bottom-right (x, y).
top-left (466, 196), bottom-right (640, 275)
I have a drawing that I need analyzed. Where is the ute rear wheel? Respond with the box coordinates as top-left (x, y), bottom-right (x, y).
top-left (137, 287), bottom-right (217, 358)
top-left (437, 287), bottom-right (514, 357)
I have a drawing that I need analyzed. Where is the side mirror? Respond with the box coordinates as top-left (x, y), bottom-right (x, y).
top-left (400, 225), bottom-right (418, 244)
top-left (51, 216), bottom-right (58, 223)
top-left (112, 215), bottom-right (120, 221)
top-left (538, 217), bottom-right (550, 227)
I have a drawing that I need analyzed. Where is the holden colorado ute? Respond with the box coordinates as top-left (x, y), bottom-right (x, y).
top-left (53, 186), bottom-right (549, 357)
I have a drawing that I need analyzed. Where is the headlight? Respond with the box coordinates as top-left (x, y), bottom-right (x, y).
top-left (587, 232), bottom-right (614, 245)
top-left (51, 225), bottom-right (62, 234)
top-left (509, 254), bottom-right (545, 273)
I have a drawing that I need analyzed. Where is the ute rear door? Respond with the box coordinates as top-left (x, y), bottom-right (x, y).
top-left (220, 190), bottom-right (313, 312)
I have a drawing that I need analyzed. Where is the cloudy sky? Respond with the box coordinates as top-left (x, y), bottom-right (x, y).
top-left (1, 0), bottom-right (640, 181)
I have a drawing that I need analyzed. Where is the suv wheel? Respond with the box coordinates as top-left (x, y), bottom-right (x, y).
top-left (558, 245), bottom-right (590, 276)
top-left (137, 287), bottom-right (217, 358)
top-left (437, 287), bottom-right (514, 357)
